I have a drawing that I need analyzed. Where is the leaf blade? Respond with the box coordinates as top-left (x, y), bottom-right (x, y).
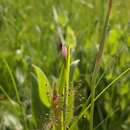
top-left (32, 65), bottom-right (52, 108)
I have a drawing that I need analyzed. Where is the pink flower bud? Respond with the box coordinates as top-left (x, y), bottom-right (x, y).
top-left (58, 43), bottom-right (67, 58)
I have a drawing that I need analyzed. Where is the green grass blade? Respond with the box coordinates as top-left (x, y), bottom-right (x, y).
top-left (0, 85), bottom-right (15, 104)
top-left (94, 107), bottom-right (119, 130)
top-left (69, 67), bottom-right (130, 130)
top-left (3, 60), bottom-right (28, 130)
top-left (90, 0), bottom-right (112, 129)
top-left (4, 60), bottom-right (20, 103)
top-left (95, 68), bottom-right (130, 100)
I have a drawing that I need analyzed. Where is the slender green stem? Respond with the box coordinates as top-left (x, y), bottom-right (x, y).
top-left (4, 60), bottom-right (28, 130)
top-left (90, 0), bottom-right (112, 130)
top-left (65, 46), bottom-right (71, 114)
top-left (81, 72), bottom-right (105, 112)
top-left (4, 60), bottom-right (21, 103)
top-left (63, 46), bottom-right (71, 130)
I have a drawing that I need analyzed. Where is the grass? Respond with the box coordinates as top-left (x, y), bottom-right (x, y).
top-left (0, 0), bottom-right (130, 130)
top-left (69, 67), bottom-right (130, 130)
top-left (90, 0), bottom-right (112, 130)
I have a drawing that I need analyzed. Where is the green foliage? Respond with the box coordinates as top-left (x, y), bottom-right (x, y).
top-left (0, 0), bottom-right (130, 130)
top-left (31, 73), bottom-right (50, 128)
top-left (31, 46), bottom-right (74, 130)
top-left (33, 64), bottom-right (52, 108)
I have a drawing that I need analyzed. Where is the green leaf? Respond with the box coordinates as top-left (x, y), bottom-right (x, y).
top-left (31, 74), bottom-right (50, 127)
top-left (32, 65), bottom-right (52, 108)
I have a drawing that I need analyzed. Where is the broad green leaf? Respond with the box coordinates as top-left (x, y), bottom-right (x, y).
top-left (31, 74), bottom-right (50, 127)
top-left (32, 65), bottom-right (52, 108)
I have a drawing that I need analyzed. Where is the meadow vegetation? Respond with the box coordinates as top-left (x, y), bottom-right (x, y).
top-left (0, 0), bottom-right (130, 130)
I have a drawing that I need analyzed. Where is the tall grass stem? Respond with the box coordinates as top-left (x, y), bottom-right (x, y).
top-left (90, 0), bottom-right (112, 130)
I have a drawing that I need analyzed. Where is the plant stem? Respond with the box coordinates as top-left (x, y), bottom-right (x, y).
top-left (65, 46), bottom-right (71, 114)
top-left (63, 46), bottom-right (71, 130)
top-left (90, 0), bottom-right (112, 130)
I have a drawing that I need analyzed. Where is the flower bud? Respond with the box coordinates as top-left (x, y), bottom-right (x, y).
top-left (58, 43), bottom-right (67, 58)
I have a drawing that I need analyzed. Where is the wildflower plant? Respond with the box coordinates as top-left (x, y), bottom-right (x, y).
top-left (32, 42), bottom-right (75, 130)
top-left (31, 0), bottom-right (130, 130)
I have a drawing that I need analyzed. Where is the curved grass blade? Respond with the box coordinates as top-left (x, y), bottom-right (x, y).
top-left (90, 0), bottom-right (112, 129)
top-left (3, 60), bottom-right (20, 103)
top-left (0, 85), bottom-right (17, 105)
top-left (3, 60), bottom-right (28, 129)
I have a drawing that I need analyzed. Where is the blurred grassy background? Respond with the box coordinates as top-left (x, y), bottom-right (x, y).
top-left (0, 0), bottom-right (130, 130)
